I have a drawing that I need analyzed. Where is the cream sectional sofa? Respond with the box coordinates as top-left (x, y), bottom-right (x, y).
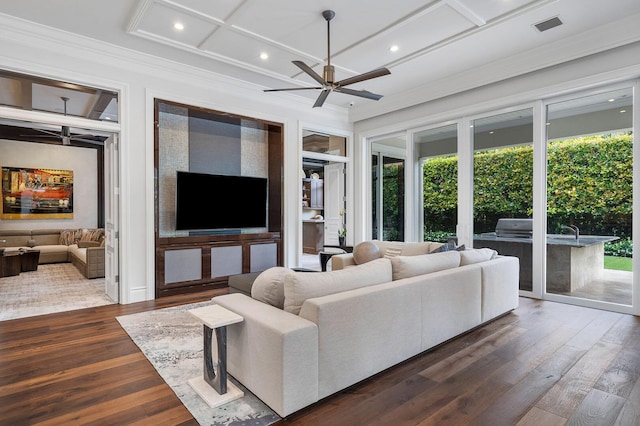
top-left (0, 228), bottom-right (105, 278)
top-left (211, 241), bottom-right (519, 417)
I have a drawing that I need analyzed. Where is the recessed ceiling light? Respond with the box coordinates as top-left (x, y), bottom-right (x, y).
top-left (259, 52), bottom-right (269, 60)
top-left (389, 45), bottom-right (399, 53)
top-left (489, 131), bottom-right (495, 134)
top-left (620, 109), bottom-right (627, 113)
top-left (608, 98), bottom-right (615, 102)
top-left (174, 22), bottom-right (184, 31)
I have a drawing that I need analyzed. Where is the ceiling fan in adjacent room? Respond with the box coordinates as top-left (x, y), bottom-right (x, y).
top-left (21, 97), bottom-right (105, 145)
top-left (264, 10), bottom-right (391, 108)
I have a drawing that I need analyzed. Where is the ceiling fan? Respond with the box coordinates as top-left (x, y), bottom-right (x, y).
top-left (21, 97), bottom-right (105, 145)
top-left (264, 10), bottom-right (391, 108)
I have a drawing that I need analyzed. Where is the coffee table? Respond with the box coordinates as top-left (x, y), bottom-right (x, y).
top-left (20, 249), bottom-right (40, 272)
top-left (0, 252), bottom-right (22, 278)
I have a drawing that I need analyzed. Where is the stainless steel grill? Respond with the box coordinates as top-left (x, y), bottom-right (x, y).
top-left (495, 218), bottom-right (533, 238)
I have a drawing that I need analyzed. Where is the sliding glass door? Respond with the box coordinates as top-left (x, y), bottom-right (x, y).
top-left (545, 87), bottom-right (634, 307)
top-left (415, 124), bottom-right (458, 243)
top-left (371, 135), bottom-right (406, 241)
top-left (471, 108), bottom-right (534, 292)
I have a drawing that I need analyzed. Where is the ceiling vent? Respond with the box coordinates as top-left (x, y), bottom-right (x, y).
top-left (534, 16), bottom-right (563, 32)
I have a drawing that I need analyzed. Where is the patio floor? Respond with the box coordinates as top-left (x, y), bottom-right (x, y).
top-left (550, 269), bottom-right (632, 306)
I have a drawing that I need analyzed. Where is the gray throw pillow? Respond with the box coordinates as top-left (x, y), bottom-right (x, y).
top-left (430, 241), bottom-right (465, 253)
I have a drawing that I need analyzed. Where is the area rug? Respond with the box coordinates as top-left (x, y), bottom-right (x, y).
top-left (116, 301), bottom-right (281, 426)
top-left (0, 263), bottom-right (115, 321)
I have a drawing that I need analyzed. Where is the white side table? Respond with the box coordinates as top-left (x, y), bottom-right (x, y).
top-left (188, 304), bottom-right (244, 408)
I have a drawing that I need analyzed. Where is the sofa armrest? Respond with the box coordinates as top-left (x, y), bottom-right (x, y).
top-left (85, 246), bottom-right (105, 278)
top-left (479, 256), bottom-right (520, 322)
top-left (330, 253), bottom-right (356, 270)
top-left (212, 293), bottom-right (319, 417)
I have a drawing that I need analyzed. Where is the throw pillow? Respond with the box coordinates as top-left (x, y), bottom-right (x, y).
top-left (459, 248), bottom-right (498, 266)
top-left (58, 229), bottom-right (76, 246)
top-left (353, 241), bottom-right (381, 265)
top-left (383, 242), bottom-right (404, 258)
top-left (430, 241), bottom-right (466, 253)
top-left (390, 251), bottom-right (461, 281)
top-left (251, 267), bottom-right (291, 309)
top-left (283, 258), bottom-right (393, 315)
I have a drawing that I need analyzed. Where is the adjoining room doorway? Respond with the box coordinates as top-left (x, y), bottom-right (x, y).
top-left (300, 130), bottom-right (348, 270)
top-left (0, 68), bottom-right (122, 317)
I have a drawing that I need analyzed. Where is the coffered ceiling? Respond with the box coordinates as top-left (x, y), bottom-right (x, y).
top-left (0, 0), bottom-right (639, 116)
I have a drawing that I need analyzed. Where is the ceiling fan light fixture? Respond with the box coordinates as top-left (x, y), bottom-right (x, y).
top-left (263, 9), bottom-right (391, 108)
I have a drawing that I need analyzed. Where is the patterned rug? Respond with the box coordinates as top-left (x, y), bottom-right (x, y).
top-left (0, 263), bottom-right (115, 321)
top-left (116, 302), bottom-right (281, 426)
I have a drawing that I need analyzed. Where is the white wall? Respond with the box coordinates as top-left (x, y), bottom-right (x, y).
top-left (0, 140), bottom-right (98, 230)
top-left (0, 15), bottom-right (351, 303)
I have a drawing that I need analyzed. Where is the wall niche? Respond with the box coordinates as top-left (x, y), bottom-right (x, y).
top-left (154, 99), bottom-right (283, 297)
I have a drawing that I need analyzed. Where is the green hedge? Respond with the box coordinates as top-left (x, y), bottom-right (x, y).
top-left (423, 133), bottom-right (633, 240)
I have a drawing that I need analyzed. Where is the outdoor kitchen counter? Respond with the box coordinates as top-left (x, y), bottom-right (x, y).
top-left (473, 234), bottom-right (619, 293)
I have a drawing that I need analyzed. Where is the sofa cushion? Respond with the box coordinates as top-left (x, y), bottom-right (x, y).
top-left (251, 267), bottom-right (291, 309)
top-left (31, 229), bottom-right (63, 246)
top-left (284, 258), bottom-right (393, 315)
top-left (0, 230), bottom-right (31, 247)
top-left (68, 244), bottom-right (87, 263)
top-left (352, 241), bottom-right (380, 265)
top-left (460, 248), bottom-right (498, 266)
top-left (399, 242), bottom-right (434, 256)
top-left (390, 251), bottom-right (461, 281)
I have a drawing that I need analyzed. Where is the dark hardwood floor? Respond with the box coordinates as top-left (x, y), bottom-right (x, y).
top-left (1, 292), bottom-right (639, 425)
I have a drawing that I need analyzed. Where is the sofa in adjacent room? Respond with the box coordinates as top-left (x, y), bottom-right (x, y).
top-left (211, 240), bottom-right (520, 417)
top-left (0, 228), bottom-right (105, 278)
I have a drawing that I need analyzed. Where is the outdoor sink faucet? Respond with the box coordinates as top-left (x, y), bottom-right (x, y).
top-left (561, 225), bottom-right (579, 240)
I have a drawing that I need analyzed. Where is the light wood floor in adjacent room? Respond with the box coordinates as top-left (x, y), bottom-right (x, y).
top-left (1, 292), bottom-right (639, 425)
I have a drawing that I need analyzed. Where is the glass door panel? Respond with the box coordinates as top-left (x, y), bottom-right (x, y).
top-left (472, 108), bottom-right (534, 291)
top-left (416, 124), bottom-right (458, 243)
top-left (372, 136), bottom-right (406, 241)
top-left (546, 88), bottom-right (633, 306)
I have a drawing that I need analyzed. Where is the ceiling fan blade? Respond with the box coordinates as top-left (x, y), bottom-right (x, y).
top-left (292, 60), bottom-right (327, 85)
top-left (264, 86), bottom-right (323, 92)
top-left (335, 67), bottom-right (391, 87)
top-left (313, 89), bottom-right (331, 108)
top-left (334, 87), bottom-right (384, 101)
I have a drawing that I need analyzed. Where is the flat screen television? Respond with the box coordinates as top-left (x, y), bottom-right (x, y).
top-left (175, 171), bottom-right (268, 231)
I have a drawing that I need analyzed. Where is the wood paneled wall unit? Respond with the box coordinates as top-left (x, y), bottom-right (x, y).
top-left (154, 99), bottom-right (283, 297)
